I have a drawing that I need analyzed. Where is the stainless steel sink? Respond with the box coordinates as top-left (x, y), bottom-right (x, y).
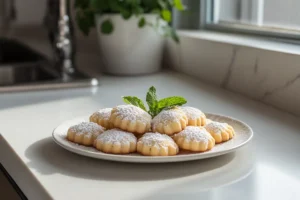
top-left (0, 39), bottom-right (98, 93)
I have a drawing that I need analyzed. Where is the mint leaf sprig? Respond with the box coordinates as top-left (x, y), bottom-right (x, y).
top-left (123, 96), bottom-right (147, 111)
top-left (156, 96), bottom-right (187, 114)
top-left (146, 86), bottom-right (158, 117)
top-left (122, 86), bottom-right (187, 118)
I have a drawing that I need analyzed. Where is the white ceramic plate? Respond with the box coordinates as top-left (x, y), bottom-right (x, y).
top-left (52, 113), bottom-right (253, 163)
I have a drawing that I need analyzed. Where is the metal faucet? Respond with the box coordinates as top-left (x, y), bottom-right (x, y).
top-left (44, 0), bottom-right (76, 80)
top-left (0, 0), bottom-right (99, 92)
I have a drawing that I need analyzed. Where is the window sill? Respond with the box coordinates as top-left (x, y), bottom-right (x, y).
top-left (165, 30), bottom-right (300, 116)
top-left (178, 30), bottom-right (300, 56)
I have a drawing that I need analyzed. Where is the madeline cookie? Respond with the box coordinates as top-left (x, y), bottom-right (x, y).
top-left (204, 121), bottom-right (234, 143)
top-left (90, 108), bottom-right (112, 129)
top-left (137, 133), bottom-right (179, 156)
top-left (152, 108), bottom-right (188, 135)
top-left (67, 122), bottom-right (105, 146)
top-left (180, 106), bottom-right (206, 126)
top-left (109, 105), bottom-right (151, 134)
top-left (94, 129), bottom-right (137, 154)
top-left (173, 126), bottom-right (215, 152)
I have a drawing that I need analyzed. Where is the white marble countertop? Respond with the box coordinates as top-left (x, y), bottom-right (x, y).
top-left (1, 71), bottom-right (300, 200)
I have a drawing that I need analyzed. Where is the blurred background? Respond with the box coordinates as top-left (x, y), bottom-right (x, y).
top-left (2, 0), bottom-right (300, 92)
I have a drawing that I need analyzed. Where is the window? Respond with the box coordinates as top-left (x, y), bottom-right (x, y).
top-left (203, 0), bottom-right (300, 40)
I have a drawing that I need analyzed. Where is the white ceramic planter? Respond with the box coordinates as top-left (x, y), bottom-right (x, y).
top-left (95, 14), bottom-right (164, 75)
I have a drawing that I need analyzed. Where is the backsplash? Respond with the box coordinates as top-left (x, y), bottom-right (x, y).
top-left (166, 33), bottom-right (300, 116)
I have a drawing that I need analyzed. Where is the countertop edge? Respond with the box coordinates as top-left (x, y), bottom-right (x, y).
top-left (0, 135), bottom-right (53, 200)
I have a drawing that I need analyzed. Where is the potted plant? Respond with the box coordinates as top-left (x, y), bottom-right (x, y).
top-left (74, 0), bottom-right (185, 75)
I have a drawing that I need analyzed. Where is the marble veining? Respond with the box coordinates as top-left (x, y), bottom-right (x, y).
top-left (166, 37), bottom-right (300, 116)
top-left (253, 57), bottom-right (259, 74)
top-left (261, 74), bottom-right (300, 100)
top-left (257, 74), bottom-right (268, 86)
top-left (221, 46), bottom-right (239, 88)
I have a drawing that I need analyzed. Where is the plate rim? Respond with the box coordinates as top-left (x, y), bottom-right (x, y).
top-left (52, 113), bottom-right (253, 163)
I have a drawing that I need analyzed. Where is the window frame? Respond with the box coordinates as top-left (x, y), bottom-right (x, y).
top-left (202, 0), bottom-right (300, 41)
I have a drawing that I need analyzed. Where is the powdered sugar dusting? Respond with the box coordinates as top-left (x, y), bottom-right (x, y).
top-left (205, 121), bottom-right (228, 135)
top-left (54, 113), bottom-right (253, 161)
top-left (175, 126), bottom-right (212, 143)
top-left (69, 122), bottom-right (105, 137)
top-left (206, 119), bottom-right (213, 124)
top-left (180, 106), bottom-right (204, 120)
top-left (138, 132), bottom-right (177, 148)
top-left (96, 129), bottom-right (137, 144)
top-left (113, 105), bottom-right (151, 124)
top-left (92, 108), bottom-right (112, 120)
top-left (152, 109), bottom-right (186, 128)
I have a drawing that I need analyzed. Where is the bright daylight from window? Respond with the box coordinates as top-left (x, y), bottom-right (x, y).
top-left (213, 0), bottom-right (300, 31)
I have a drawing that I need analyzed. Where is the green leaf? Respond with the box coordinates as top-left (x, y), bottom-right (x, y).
top-left (84, 9), bottom-right (96, 26)
top-left (142, 0), bottom-right (159, 10)
top-left (158, 0), bottom-right (168, 9)
top-left (74, 0), bottom-right (89, 9)
top-left (123, 96), bottom-right (147, 111)
top-left (121, 9), bottom-right (132, 19)
top-left (151, 9), bottom-right (161, 15)
top-left (170, 27), bottom-right (180, 43)
top-left (76, 11), bottom-right (90, 35)
top-left (138, 17), bottom-right (146, 28)
top-left (161, 9), bottom-right (172, 22)
top-left (146, 86), bottom-right (158, 116)
top-left (157, 96), bottom-right (187, 112)
top-left (90, 0), bottom-right (109, 11)
top-left (108, 0), bottom-right (121, 12)
top-left (133, 6), bottom-right (144, 15)
top-left (173, 0), bottom-right (185, 11)
top-left (127, 0), bottom-right (141, 6)
top-left (75, 0), bottom-right (183, 41)
top-left (101, 20), bottom-right (114, 34)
